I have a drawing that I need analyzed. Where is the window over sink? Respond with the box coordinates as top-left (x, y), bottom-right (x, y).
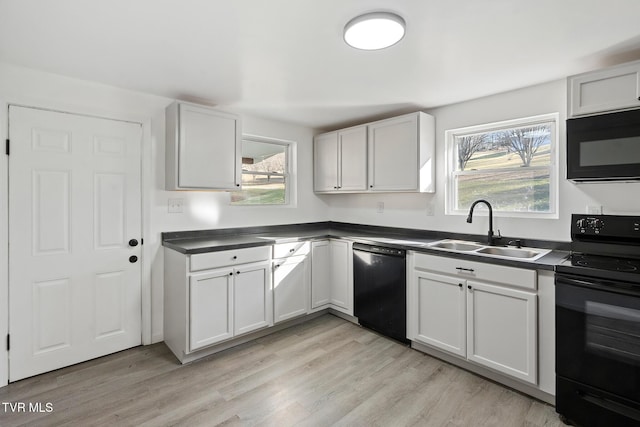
top-left (231, 136), bottom-right (294, 206)
top-left (445, 113), bottom-right (559, 218)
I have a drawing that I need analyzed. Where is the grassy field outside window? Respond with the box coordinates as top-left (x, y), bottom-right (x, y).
top-left (445, 114), bottom-right (558, 217)
top-left (231, 137), bottom-right (291, 206)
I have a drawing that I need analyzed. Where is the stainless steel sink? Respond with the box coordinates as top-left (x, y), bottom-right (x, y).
top-left (476, 246), bottom-right (542, 259)
top-left (429, 240), bottom-right (483, 252)
top-left (428, 239), bottom-right (551, 261)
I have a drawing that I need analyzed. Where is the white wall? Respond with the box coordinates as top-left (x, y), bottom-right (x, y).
top-left (326, 79), bottom-right (640, 242)
top-left (0, 62), bottom-right (329, 366)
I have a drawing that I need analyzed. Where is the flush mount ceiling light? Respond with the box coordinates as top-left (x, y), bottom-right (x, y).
top-left (344, 11), bottom-right (406, 50)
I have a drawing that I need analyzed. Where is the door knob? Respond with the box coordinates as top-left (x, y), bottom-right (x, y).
top-left (129, 239), bottom-right (139, 247)
top-left (129, 255), bottom-right (138, 263)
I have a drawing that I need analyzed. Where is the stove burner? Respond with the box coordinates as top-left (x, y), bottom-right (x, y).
top-left (573, 256), bottom-right (639, 273)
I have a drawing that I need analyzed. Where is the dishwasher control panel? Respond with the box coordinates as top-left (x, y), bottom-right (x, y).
top-left (352, 243), bottom-right (405, 257)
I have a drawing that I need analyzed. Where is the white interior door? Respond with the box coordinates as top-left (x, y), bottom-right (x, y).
top-left (8, 106), bottom-right (142, 381)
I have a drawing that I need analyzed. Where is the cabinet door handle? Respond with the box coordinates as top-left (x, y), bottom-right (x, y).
top-left (369, 185), bottom-right (373, 188)
top-left (236, 271), bottom-right (241, 275)
top-left (232, 256), bottom-right (238, 260)
top-left (467, 285), bottom-right (473, 291)
top-left (458, 283), bottom-right (463, 288)
top-left (456, 267), bottom-right (474, 273)
top-left (289, 248), bottom-right (295, 253)
top-left (229, 272), bottom-right (233, 276)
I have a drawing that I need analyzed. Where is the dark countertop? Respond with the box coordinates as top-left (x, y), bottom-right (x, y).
top-left (162, 222), bottom-right (570, 271)
top-left (162, 235), bottom-right (277, 254)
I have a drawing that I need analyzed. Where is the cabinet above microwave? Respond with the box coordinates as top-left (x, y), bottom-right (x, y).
top-left (568, 60), bottom-right (640, 118)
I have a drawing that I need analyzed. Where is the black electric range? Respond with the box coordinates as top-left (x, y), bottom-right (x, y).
top-left (555, 214), bottom-right (640, 427)
top-left (556, 214), bottom-right (640, 281)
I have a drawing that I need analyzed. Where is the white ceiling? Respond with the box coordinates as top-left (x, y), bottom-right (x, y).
top-left (1, 0), bottom-right (640, 130)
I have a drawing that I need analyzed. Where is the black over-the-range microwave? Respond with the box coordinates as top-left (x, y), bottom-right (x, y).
top-left (567, 108), bottom-right (640, 181)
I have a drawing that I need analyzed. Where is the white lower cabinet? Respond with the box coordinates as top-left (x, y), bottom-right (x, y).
top-left (414, 271), bottom-right (466, 357)
top-left (273, 254), bottom-right (310, 323)
top-left (409, 252), bottom-right (537, 385)
top-left (189, 268), bottom-right (234, 350)
top-left (329, 239), bottom-right (351, 311)
top-left (233, 261), bottom-right (272, 336)
top-left (164, 246), bottom-right (272, 362)
top-left (466, 280), bottom-right (537, 384)
top-left (311, 239), bottom-right (353, 314)
top-left (311, 240), bottom-right (331, 309)
top-left (189, 260), bottom-right (271, 352)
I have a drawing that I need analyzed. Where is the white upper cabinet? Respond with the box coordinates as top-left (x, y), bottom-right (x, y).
top-left (313, 112), bottom-right (434, 194)
top-left (568, 60), bottom-right (640, 117)
top-left (166, 101), bottom-right (241, 190)
top-left (313, 132), bottom-right (339, 192)
top-left (338, 126), bottom-right (368, 191)
top-left (314, 125), bottom-right (367, 193)
top-left (367, 112), bottom-right (434, 192)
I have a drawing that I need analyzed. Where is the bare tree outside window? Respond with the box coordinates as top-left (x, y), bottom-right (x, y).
top-left (500, 125), bottom-right (550, 167)
top-left (446, 114), bottom-right (557, 216)
top-left (456, 134), bottom-right (486, 171)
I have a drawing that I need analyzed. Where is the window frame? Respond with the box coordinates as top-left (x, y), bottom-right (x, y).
top-left (230, 134), bottom-right (295, 207)
top-left (444, 113), bottom-right (559, 219)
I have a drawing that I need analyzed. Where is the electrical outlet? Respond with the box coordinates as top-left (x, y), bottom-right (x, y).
top-left (377, 202), bottom-right (384, 213)
top-left (586, 205), bottom-right (602, 215)
top-left (425, 201), bottom-right (434, 216)
top-left (168, 198), bottom-right (184, 213)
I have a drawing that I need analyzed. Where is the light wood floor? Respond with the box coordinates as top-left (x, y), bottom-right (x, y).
top-left (0, 314), bottom-right (564, 426)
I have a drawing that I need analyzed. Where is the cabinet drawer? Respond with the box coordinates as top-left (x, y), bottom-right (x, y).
top-left (413, 252), bottom-right (536, 290)
top-left (190, 246), bottom-right (270, 272)
top-left (273, 241), bottom-right (310, 259)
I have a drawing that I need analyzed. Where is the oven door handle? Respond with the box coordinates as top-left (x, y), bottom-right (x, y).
top-left (556, 274), bottom-right (640, 297)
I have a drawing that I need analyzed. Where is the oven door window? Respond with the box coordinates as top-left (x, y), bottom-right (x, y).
top-left (556, 278), bottom-right (640, 402)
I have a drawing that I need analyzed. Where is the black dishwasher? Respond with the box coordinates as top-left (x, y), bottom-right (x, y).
top-left (353, 243), bottom-right (408, 344)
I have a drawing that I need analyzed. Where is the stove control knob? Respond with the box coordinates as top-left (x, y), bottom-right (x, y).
top-left (590, 218), bottom-right (603, 229)
top-left (576, 218), bottom-right (588, 229)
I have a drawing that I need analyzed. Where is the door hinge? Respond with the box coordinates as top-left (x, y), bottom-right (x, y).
top-left (6, 334), bottom-right (9, 351)
top-left (5, 139), bottom-right (9, 156)
top-left (141, 238), bottom-right (144, 245)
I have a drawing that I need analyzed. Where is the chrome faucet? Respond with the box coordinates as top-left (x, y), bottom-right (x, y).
top-left (466, 199), bottom-right (497, 246)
